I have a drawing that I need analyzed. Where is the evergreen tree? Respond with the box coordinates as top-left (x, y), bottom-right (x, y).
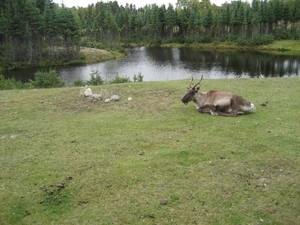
top-left (165, 4), bottom-right (177, 39)
top-left (290, 0), bottom-right (300, 36)
top-left (178, 7), bottom-right (190, 37)
top-left (282, 3), bottom-right (291, 29)
top-left (149, 4), bottom-right (162, 40)
top-left (250, 0), bottom-right (261, 38)
top-left (203, 8), bottom-right (214, 36)
top-left (56, 5), bottom-right (80, 58)
top-left (104, 6), bottom-right (119, 45)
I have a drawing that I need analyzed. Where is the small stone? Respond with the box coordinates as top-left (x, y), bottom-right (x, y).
top-left (57, 182), bottom-right (65, 189)
top-left (24, 210), bottom-right (30, 216)
top-left (141, 214), bottom-right (155, 219)
top-left (128, 97), bottom-right (133, 101)
top-left (160, 200), bottom-right (168, 205)
top-left (78, 200), bottom-right (89, 205)
top-left (105, 98), bottom-right (110, 103)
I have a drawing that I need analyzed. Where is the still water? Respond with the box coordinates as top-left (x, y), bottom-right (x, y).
top-left (5, 47), bottom-right (300, 86)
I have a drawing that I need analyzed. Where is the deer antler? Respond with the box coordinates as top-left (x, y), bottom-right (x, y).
top-left (187, 76), bottom-right (194, 89)
top-left (193, 75), bottom-right (204, 89)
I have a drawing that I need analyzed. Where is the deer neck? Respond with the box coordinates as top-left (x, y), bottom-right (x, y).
top-left (193, 92), bottom-right (207, 109)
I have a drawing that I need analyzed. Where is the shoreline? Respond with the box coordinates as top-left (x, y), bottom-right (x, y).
top-left (2, 40), bottom-right (299, 72)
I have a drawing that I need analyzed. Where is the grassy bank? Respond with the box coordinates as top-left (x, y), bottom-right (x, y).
top-left (80, 47), bottom-right (125, 64)
top-left (260, 40), bottom-right (300, 55)
top-left (160, 40), bottom-right (300, 55)
top-left (0, 48), bottom-right (124, 72)
top-left (1, 78), bottom-right (300, 224)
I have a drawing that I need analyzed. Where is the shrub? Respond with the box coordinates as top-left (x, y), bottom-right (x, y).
top-left (236, 37), bottom-right (247, 46)
top-left (30, 70), bottom-right (65, 88)
top-left (73, 78), bottom-right (86, 87)
top-left (110, 74), bottom-right (131, 84)
top-left (86, 69), bottom-right (104, 86)
top-left (0, 74), bottom-right (23, 90)
top-left (198, 35), bottom-right (213, 43)
top-left (133, 72), bottom-right (143, 82)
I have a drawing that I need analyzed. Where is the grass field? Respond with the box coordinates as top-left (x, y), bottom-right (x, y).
top-left (1, 77), bottom-right (299, 224)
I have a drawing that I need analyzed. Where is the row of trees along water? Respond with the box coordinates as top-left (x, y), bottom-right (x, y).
top-left (1, 0), bottom-right (300, 68)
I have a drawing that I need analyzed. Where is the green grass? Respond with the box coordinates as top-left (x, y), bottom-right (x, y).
top-left (1, 78), bottom-right (300, 225)
top-left (161, 40), bottom-right (300, 56)
top-left (261, 40), bottom-right (300, 55)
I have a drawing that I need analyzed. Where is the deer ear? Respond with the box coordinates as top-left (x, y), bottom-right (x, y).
top-left (196, 87), bottom-right (200, 92)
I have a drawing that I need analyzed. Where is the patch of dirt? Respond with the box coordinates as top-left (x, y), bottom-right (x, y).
top-left (39, 179), bottom-right (71, 205)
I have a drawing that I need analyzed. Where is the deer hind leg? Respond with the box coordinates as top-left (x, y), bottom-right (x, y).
top-left (214, 98), bottom-right (238, 117)
top-left (214, 110), bottom-right (237, 117)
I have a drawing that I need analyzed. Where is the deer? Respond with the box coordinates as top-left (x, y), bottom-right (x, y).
top-left (181, 76), bottom-right (256, 117)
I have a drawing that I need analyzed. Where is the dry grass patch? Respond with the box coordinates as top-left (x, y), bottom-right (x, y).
top-left (80, 47), bottom-right (124, 63)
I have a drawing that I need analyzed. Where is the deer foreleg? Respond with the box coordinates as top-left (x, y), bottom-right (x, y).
top-left (199, 104), bottom-right (217, 114)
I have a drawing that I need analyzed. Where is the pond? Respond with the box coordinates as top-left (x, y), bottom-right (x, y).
top-left (5, 47), bottom-right (300, 86)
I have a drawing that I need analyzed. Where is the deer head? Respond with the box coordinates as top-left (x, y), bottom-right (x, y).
top-left (181, 75), bottom-right (203, 105)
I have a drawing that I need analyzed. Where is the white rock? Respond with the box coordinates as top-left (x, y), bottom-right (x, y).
top-left (110, 95), bottom-right (120, 101)
top-left (84, 88), bottom-right (93, 97)
top-left (128, 97), bottom-right (133, 101)
top-left (92, 94), bottom-right (102, 101)
top-left (105, 98), bottom-right (110, 103)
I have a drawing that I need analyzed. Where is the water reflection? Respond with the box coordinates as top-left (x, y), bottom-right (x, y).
top-left (4, 47), bottom-right (299, 86)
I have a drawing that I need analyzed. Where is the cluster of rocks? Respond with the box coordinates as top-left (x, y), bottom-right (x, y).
top-left (105, 94), bottom-right (120, 103)
top-left (83, 87), bottom-right (128, 103)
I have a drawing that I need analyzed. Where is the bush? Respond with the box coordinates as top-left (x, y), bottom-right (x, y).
top-left (0, 74), bottom-right (23, 90)
top-left (73, 78), bottom-right (86, 87)
top-left (86, 70), bottom-right (104, 86)
top-left (133, 72), bottom-right (143, 82)
top-left (236, 37), bottom-right (247, 46)
top-left (110, 74), bottom-right (131, 84)
top-left (198, 35), bottom-right (213, 43)
top-left (30, 70), bottom-right (65, 88)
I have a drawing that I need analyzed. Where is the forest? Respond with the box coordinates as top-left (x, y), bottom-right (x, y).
top-left (0, 0), bottom-right (300, 69)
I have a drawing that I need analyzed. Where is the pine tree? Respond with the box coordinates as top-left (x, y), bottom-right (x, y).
top-left (149, 4), bottom-right (162, 40)
top-left (104, 6), bottom-right (119, 45)
top-left (250, 0), bottom-right (261, 38)
top-left (178, 7), bottom-right (190, 37)
top-left (56, 5), bottom-right (80, 59)
top-left (203, 8), bottom-right (214, 36)
top-left (165, 4), bottom-right (177, 39)
top-left (282, 3), bottom-right (291, 29)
